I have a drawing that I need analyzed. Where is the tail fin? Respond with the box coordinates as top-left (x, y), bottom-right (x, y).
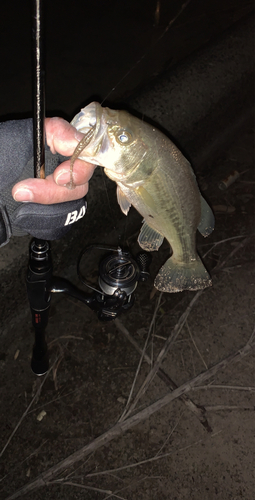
top-left (154, 255), bottom-right (212, 293)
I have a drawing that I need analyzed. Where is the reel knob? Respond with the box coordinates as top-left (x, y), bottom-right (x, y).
top-left (136, 252), bottom-right (152, 282)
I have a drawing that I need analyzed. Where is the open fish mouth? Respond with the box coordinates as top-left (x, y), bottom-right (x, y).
top-left (71, 101), bottom-right (101, 134)
top-left (71, 102), bottom-right (120, 164)
top-left (71, 102), bottom-right (112, 160)
top-left (71, 102), bottom-right (120, 135)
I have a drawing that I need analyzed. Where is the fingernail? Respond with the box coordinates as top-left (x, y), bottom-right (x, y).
top-left (75, 130), bottom-right (85, 141)
top-left (13, 188), bottom-right (34, 202)
top-left (56, 170), bottom-right (73, 185)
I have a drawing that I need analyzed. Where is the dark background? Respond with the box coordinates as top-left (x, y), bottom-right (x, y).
top-left (0, 2), bottom-right (255, 499)
top-left (0, 0), bottom-right (253, 120)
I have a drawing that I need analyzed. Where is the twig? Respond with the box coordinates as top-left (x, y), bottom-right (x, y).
top-left (52, 347), bottom-right (65, 391)
top-left (0, 440), bottom-right (48, 484)
top-left (86, 435), bottom-right (220, 478)
top-left (49, 480), bottom-right (112, 495)
top-left (0, 356), bottom-right (59, 459)
top-left (201, 234), bottom-right (250, 258)
top-left (205, 405), bottom-right (255, 411)
top-left (114, 317), bottom-right (212, 433)
top-left (155, 411), bottom-right (185, 456)
top-left (213, 236), bottom-right (254, 272)
top-left (186, 320), bottom-right (208, 369)
top-left (103, 494), bottom-right (128, 500)
top-left (51, 479), bottom-right (130, 499)
top-left (64, 452), bottom-right (96, 480)
top-left (88, 442), bottom-right (202, 477)
top-left (192, 384), bottom-right (255, 392)
top-left (6, 325), bottom-right (254, 499)
top-left (120, 290), bottom-right (204, 421)
top-left (48, 335), bottom-right (84, 346)
top-left (119, 292), bottom-right (163, 422)
top-left (103, 474), bottom-right (159, 500)
top-left (27, 386), bottom-right (85, 415)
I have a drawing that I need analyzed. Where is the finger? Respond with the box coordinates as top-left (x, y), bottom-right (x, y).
top-left (54, 158), bottom-right (96, 186)
top-left (12, 175), bottom-right (88, 204)
top-left (45, 117), bottom-right (85, 156)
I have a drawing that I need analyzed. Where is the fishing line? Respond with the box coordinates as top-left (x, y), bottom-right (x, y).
top-left (99, 166), bottom-right (118, 229)
top-left (98, 1), bottom-right (192, 248)
top-left (100, 0), bottom-right (192, 105)
top-left (97, 162), bottom-right (131, 252)
top-left (120, 199), bottom-right (130, 249)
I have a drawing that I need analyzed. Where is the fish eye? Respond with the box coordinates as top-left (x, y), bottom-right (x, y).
top-left (116, 129), bottom-right (132, 145)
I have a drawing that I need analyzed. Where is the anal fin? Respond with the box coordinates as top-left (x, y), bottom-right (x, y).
top-left (198, 195), bottom-right (215, 237)
top-left (138, 221), bottom-right (164, 251)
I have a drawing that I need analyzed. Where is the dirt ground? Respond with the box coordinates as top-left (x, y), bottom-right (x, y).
top-left (0, 108), bottom-right (254, 499)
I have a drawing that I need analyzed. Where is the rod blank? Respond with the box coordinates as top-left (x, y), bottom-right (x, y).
top-left (32, 0), bottom-right (45, 179)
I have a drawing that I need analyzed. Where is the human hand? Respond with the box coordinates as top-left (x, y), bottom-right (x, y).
top-left (0, 117), bottom-right (95, 247)
top-left (12, 117), bottom-right (96, 204)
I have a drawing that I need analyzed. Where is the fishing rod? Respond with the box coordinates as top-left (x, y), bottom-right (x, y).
top-left (26, 0), bottom-right (51, 376)
top-left (26, 0), bottom-right (151, 376)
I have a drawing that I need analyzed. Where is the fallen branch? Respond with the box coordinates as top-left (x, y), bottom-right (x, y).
top-left (114, 318), bottom-right (212, 433)
top-left (119, 290), bottom-right (203, 421)
top-left (6, 325), bottom-right (254, 499)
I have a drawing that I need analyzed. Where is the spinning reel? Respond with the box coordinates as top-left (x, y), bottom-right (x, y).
top-left (77, 245), bottom-right (151, 320)
top-left (27, 240), bottom-right (151, 375)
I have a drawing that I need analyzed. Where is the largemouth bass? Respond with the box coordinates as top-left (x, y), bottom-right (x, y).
top-left (70, 102), bottom-right (214, 293)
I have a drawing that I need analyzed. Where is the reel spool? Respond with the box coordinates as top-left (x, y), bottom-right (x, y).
top-left (99, 249), bottom-right (140, 296)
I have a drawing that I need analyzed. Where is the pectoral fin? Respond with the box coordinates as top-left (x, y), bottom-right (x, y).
top-left (138, 221), bottom-right (164, 251)
top-left (198, 195), bottom-right (215, 237)
top-left (117, 186), bottom-right (131, 215)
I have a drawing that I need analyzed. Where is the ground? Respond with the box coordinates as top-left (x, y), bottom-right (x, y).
top-left (0, 108), bottom-right (254, 500)
top-left (0, 1), bottom-right (254, 499)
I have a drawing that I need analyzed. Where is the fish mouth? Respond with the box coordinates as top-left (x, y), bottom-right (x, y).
top-left (71, 101), bottom-right (120, 137)
top-left (71, 102), bottom-right (102, 133)
top-left (71, 102), bottom-right (114, 163)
